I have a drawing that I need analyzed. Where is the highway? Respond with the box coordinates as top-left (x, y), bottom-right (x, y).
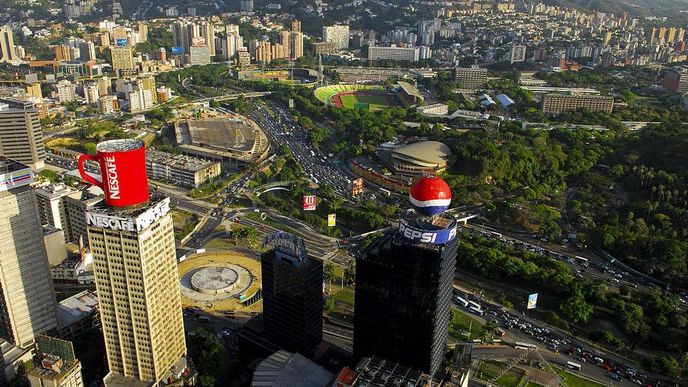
top-left (247, 100), bottom-right (356, 198)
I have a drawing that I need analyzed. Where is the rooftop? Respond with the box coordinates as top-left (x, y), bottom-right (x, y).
top-left (391, 141), bottom-right (452, 167)
top-left (57, 290), bottom-right (98, 328)
top-left (146, 150), bottom-right (219, 172)
top-left (251, 350), bottom-right (333, 387)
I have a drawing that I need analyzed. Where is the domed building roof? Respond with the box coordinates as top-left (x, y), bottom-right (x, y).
top-left (389, 141), bottom-right (452, 175)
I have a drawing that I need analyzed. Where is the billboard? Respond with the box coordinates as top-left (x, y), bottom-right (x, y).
top-left (527, 293), bottom-right (538, 309)
top-left (328, 213), bottom-right (336, 227)
top-left (352, 178), bottom-right (364, 196)
top-left (116, 38), bottom-right (128, 47)
top-left (171, 46), bottom-right (184, 55)
top-left (303, 195), bottom-right (317, 211)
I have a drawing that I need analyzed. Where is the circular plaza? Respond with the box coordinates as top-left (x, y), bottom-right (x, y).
top-left (178, 251), bottom-right (262, 312)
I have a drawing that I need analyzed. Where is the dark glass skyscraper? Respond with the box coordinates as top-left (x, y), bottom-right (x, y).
top-left (353, 229), bottom-right (457, 378)
top-left (261, 235), bottom-right (323, 356)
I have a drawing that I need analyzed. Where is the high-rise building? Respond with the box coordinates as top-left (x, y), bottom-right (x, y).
top-left (198, 21), bottom-right (215, 56)
top-left (189, 44), bottom-right (212, 66)
top-left (0, 26), bottom-right (17, 62)
top-left (291, 19), bottom-right (301, 33)
top-left (510, 44), bottom-right (527, 63)
top-left (0, 105), bottom-right (45, 171)
top-left (279, 31), bottom-right (291, 58)
top-left (354, 177), bottom-right (456, 379)
top-left (85, 150), bottom-right (186, 385)
top-left (0, 157), bottom-right (58, 349)
top-left (261, 233), bottom-right (323, 356)
top-left (56, 80), bottom-right (76, 103)
top-left (322, 25), bottom-right (350, 50)
top-left (83, 83), bottom-right (100, 105)
top-left (111, 46), bottom-right (136, 76)
top-left (240, 0), bottom-right (254, 12)
top-left (172, 21), bottom-right (191, 55)
top-left (27, 335), bottom-right (84, 387)
top-left (137, 22), bottom-right (148, 43)
top-left (290, 32), bottom-right (303, 60)
top-left (662, 66), bottom-right (688, 93)
top-left (454, 66), bottom-right (488, 89)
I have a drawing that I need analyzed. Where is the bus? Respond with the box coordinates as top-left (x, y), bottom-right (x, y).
top-left (454, 296), bottom-right (469, 308)
top-left (490, 231), bottom-right (503, 238)
top-left (379, 188), bottom-right (391, 196)
top-left (574, 256), bottom-right (589, 267)
top-left (566, 361), bottom-right (582, 371)
top-left (467, 300), bottom-right (481, 310)
top-left (468, 306), bottom-right (484, 316)
top-left (515, 342), bottom-right (538, 350)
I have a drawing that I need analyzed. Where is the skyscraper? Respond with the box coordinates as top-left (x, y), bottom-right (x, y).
top-left (0, 26), bottom-right (17, 62)
top-left (240, 0), bottom-right (254, 12)
top-left (111, 46), bottom-right (135, 76)
top-left (322, 25), bottom-right (350, 50)
top-left (83, 140), bottom-right (186, 385)
top-left (291, 19), bottom-right (301, 33)
top-left (0, 157), bottom-right (58, 349)
top-left (0, 105), bottom-right (46, 171)
top-left (354, 177), bottom-right (457, 379)
top-left (261, 233), bottom-right (323, 356)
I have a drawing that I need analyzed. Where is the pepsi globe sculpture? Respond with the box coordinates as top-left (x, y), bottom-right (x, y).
top-left (409, 176), bottom-right (452, 216)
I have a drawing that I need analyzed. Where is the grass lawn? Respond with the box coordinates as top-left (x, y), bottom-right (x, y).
top-left (477, 360), bottom-right (525, 387)
top-left (525, 382), bottom-right (544, 387)
top-left (204, 237), bottom-right (236, 250)
top-left (331, 288), bottom-right (355, 306)
top-left (449, 308), bottom-right (484, 340)
top-left (339, 93), bottom-right (391, 110)
top-left (554, 367), bottom-right (606, 387)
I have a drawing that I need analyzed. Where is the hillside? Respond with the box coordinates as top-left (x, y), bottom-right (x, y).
top-left (543, 0), bottom-right (688, 18)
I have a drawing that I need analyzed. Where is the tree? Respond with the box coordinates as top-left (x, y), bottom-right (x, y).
top-left (480, 320), bottom-right (500, 341)
top-left (323, 262), bottom-right (335, 284)
top-left (8, 362), bottom-right (29, 387)
top-left (188, 328), bottom-right (238, 386)
top-left (560, 288), bottom-right (594, 324)
top-left (343, 261), bottom-right (355, 286)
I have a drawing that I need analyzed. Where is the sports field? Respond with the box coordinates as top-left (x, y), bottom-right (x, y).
top-left (338, 93), bottom-right (391, 111)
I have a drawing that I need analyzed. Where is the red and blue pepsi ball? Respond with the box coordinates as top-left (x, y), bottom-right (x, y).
top-left (409, 176), bottom-right (452, 216)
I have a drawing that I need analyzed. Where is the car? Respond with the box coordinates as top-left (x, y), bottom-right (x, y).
top-left (609, 372), bottom-right (622, 381)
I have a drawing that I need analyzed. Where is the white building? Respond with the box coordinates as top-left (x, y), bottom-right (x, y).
top-left (322, 25), bottom-right (349, 50)
top-left (510, 44), bottom-right (527, 63)
top-left (83, 83), bottom-right (100, 105)
top-left (128, 88), bottom-right (154, 113)
top-left (56, 80), bottom-right (76, 103)
top-left (368, 46), bottom-right (420, 62)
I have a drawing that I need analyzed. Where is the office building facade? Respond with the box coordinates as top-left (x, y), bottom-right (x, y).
top-left (662, 66), bottom-right (688, 93)
top-left (145, 150), bottom-right (221, 188)
top-left (111, 46), bottom-right (135, 76)
top-left (454, 66), bottom-right (488, 90)
top-left (0, 157), bottom-right (58, 349)
top-left (0, 107), bottom-right (46, 171)
top-left (354, 231), bottom-right (456, 378)
top-left (541, 93), bottom-right (614, 114)
top-left (261, 233), bottom-right (323, 356)
top-left (368, 46), bottom-right (420, 62)
top-left (0, 26), bottom-right (17, 63)
top-left (86, 196), bottom-right (186, 385)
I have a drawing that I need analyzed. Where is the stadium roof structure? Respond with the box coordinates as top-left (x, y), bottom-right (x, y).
top-left (396, 81), bottom-right (423, 100)
top-left (250, 350), bottom-right (333, 387)
top-left (391, 141), bottom-right (452, 168)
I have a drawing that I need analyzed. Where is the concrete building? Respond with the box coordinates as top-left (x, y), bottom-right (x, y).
top-left (541, 93), bottom-right (614, 114)
top-left (111, 46), bottom-right (135, 76)
top-left (83, 83), bottom-right (100, 105)
top-left (0, 26), bottom-right (17, 63)
top-left (662, 66), bottom-right (688, 93)
top-left (86, 195), bottom-right (187, 386)
top-left (313, 42), bottom-right (337, 56)
top-left (145, 150), bottom-right (221, 188)
top-left (0, 157), bottom-right (58, 350)
top-left (291, 19), bottom-right (301, 33)
top-left (128, 88), bottom-right (154, 113)
top-left (416, 103), bottom-right (449, 116)
top-left (322, 25), bottom-right (349, 50)
top-left (189, 44), bottom-right (211, 66)
top-left (237, 48), bottom-right (250, 67)
top-left (35, 183), bottom-right (90, 245)
top-left (97, 95), bottom-right (118, 114)
top-left (510, 44), bottom-right (527, 63)
top-left (27, 335), bottom-right (84, 387)
top-left (454, 66), bottom-right (488, 89)
top-left (56, 81), bottom-right (76, 103)
top-left (368, 46), bottom-right (419, 62)
top-left (240, 0), bottom-right (253, 12)
top-left (56, 290), bottom-right (99, 340)
top-left (0, 106), bottom-right (46, 171)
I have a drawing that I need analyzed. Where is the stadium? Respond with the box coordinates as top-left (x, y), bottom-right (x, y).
top-left (315, 83), bottom-right (424, 111)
